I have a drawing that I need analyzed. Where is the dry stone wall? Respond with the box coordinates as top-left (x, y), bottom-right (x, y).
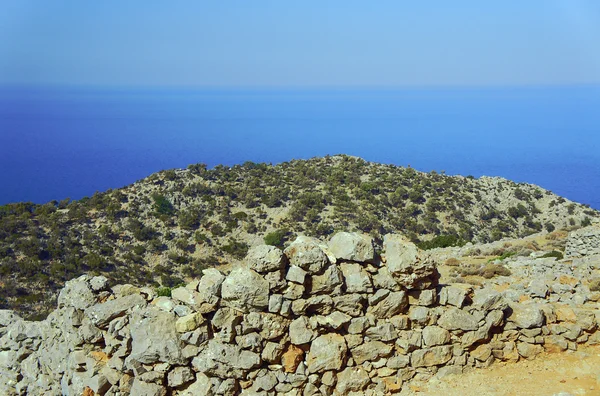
top-left (566, 225), bottom-right (600, 258)
top-left (1, 231), bottom-right (600, 395)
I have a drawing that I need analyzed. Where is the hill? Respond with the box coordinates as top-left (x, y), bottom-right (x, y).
top-left (0, 155), bottom-right (598, 318)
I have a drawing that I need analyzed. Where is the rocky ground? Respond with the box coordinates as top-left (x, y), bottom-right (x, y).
top-left (1, 226), bottom-right (600, 395)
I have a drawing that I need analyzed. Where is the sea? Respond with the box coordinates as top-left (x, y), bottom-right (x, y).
top-left (1, 85), bottom-right (599, 209)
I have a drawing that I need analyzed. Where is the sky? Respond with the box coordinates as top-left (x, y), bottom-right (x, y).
top-left (1, 1), bottom-right (600, 87)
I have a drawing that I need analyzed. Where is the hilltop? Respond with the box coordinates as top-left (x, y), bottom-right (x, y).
top-left (0, 155), bottom-right (598, 318)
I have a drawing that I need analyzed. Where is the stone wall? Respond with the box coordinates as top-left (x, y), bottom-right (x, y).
top-left (566, 225), bottom-right (600, 258)
top-left (1, 232), bottom-right (600, 396)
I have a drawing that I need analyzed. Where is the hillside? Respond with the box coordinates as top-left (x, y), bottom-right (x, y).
top-left (0, 155), bottom-right (598, 318)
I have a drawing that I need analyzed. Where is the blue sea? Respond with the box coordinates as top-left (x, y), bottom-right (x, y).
top-left (1, 86), bottom-right (599, 209)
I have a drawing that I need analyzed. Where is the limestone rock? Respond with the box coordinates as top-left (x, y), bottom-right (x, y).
top-left (284, 236), bottom-right (329, 274)
top-left (351, 341), bottom-right (393, 365)
top-left (289, 317), bottom-right (316, 345)
top-left (328, 232), bottom-right (375, 263)
top-left (422, 326), bottom-right (451, 347)
top-left (411, 345), bottom-right (453, 367)
top-left (58, 276), bottom-right (97, 310)
top-left (437, 308), bottom-right (479, 331)
top-left (245, 245), bottom-right (285, 273)
top-left (306, 334), bottom-right (347, 373)
top-left (383, 234), bottom-right (437, 289)
top-left (369, 291), bottom-right (408, 319)
top-left (339, 263), bottom-right (373, 293)
top-left (168, 367), bottom-right (195, 388)
top-left (221, 267), bottom-right (269, 312)
top-left (310, 265), bottom-right (344, 294)
top-left (129, 307), bottom-right (185, 365)
top-left (197, 268), bottom-right (226, 298)
top-left (335, 367), bottom-right (370, 394)
top-left (84, 293), bottom-right (146, 328)
top-left (508, 304), bottom-right (545, 329)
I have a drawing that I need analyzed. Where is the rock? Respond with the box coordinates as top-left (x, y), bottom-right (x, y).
top-left (255, 371), bottom-right (278, 391)
top-left (306, 334), bottom-right (348, 373)
top-left (365, 323), bottom-right (397, 342)
top-left (175, 313), bottom-right (205, 333)
top-left (386, 237), bottom-right (439, 289)
top-left (310, 265), bottom-right (344, 294)
top-left (328, 232), bottom-right (375, 263)
top-left (508, 304), bottom-right (545, 329)
top-left (335, 367), bottom-right (370, 394)
top-left (221, 267), bottom-right (269, 312)
top-left (516, 342), bottom-right (543, 359)
top-left (129, 307), bottom-right (185, 365)
top-left (197, 268), bottom-right (226, 298)
top-left (286, 266), bottom-right (308, 284)
top-left (58, 276), bottom-right (97, 310)
top-left (192, 340), bottom-right (261, 378)
top-left (168, 367), bottom-right (195, 388)
top-left (422, 326), bottom-right (451, 347)
top-left (439, 285), bottom-right (471, 307)
top-left (245, 245), bottom-right (285, 273)
top-left (262, 342), bottom-right (284, 363)
top-left (472, 288), bottom-right (508, 312)
top-left (282, 344), bottom-right (304, 373)
top-left (411, 345), bottom-right (453, 367)
top-left (89, 276), bottom-right (109, 292)
top-left (289, 317), bottom-right (316, 345)
top-left (544, 335), bottom-right (569, 353)
top-left (284, 235), bottom-right (329, 274)
top-left (130, 379), bottom-right (167, 396)
top-left (333, 294), bottom-right (366, 317)
top-left (339, 263), bottom-right (373, 293)
top-left (85, 293), bottom-right (146, 328)
top-left (351, 341), bottom-right (393, 365)
top-left (178, 373), bottom-right (213, 396)
top-left (437, 308), bottom-right (480, 331)
top-left (369, 291), bottom-right (408, 319)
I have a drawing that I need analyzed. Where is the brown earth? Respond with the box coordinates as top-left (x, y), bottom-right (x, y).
top-left (402, 346), bottom-right (600, 396)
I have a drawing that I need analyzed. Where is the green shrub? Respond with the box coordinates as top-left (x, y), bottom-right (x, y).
top-left (152, 194), bottom-right (174, 216)
top-left (221, 239), bottom-right (249, 259)
top-left (156, 286), bottom-right (172, 297)
top-left (264, 229), bottom-right (287, 247)
top-left (540, 251), bottom-right (564, 260)
top-left (417, 235), bottom-right (466, 250)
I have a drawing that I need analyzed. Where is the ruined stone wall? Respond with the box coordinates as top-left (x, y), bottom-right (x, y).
top-left (566, 225), bottom-right (600, 258)
top-left (1, 232), bottom-right (600, 396)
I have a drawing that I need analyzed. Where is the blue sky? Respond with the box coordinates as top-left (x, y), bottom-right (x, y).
top-left (1, 1), bottom-right (600, 87)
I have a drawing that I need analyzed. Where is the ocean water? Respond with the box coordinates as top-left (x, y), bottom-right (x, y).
top-left (0, 86), bottom-right (599, 208)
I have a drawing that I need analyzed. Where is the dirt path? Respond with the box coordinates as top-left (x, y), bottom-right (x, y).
top-left (400, 346), bottom-right (600, 396)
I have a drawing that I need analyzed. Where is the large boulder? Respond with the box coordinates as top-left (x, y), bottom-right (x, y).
top-left (221, 267), bottom-right (269, 312)
top-left (84, 293), bottom-right (146, 328)
top-left (508, 303), bottom-right (546, 329)
top-left (284, 236), bottom-right (329, 274)
top-left (58, 275), bottom-right (97, 310)
top-left (306, 333), bottom-right (348, 373)
top-left (129, 307), bottom-right (185, 365)
top-left (244, 245), bottom-right (285, 273)
top-left (328, 232), bottom-right (375, 263)
top-left (383, 234), bottom-right (438, 289)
